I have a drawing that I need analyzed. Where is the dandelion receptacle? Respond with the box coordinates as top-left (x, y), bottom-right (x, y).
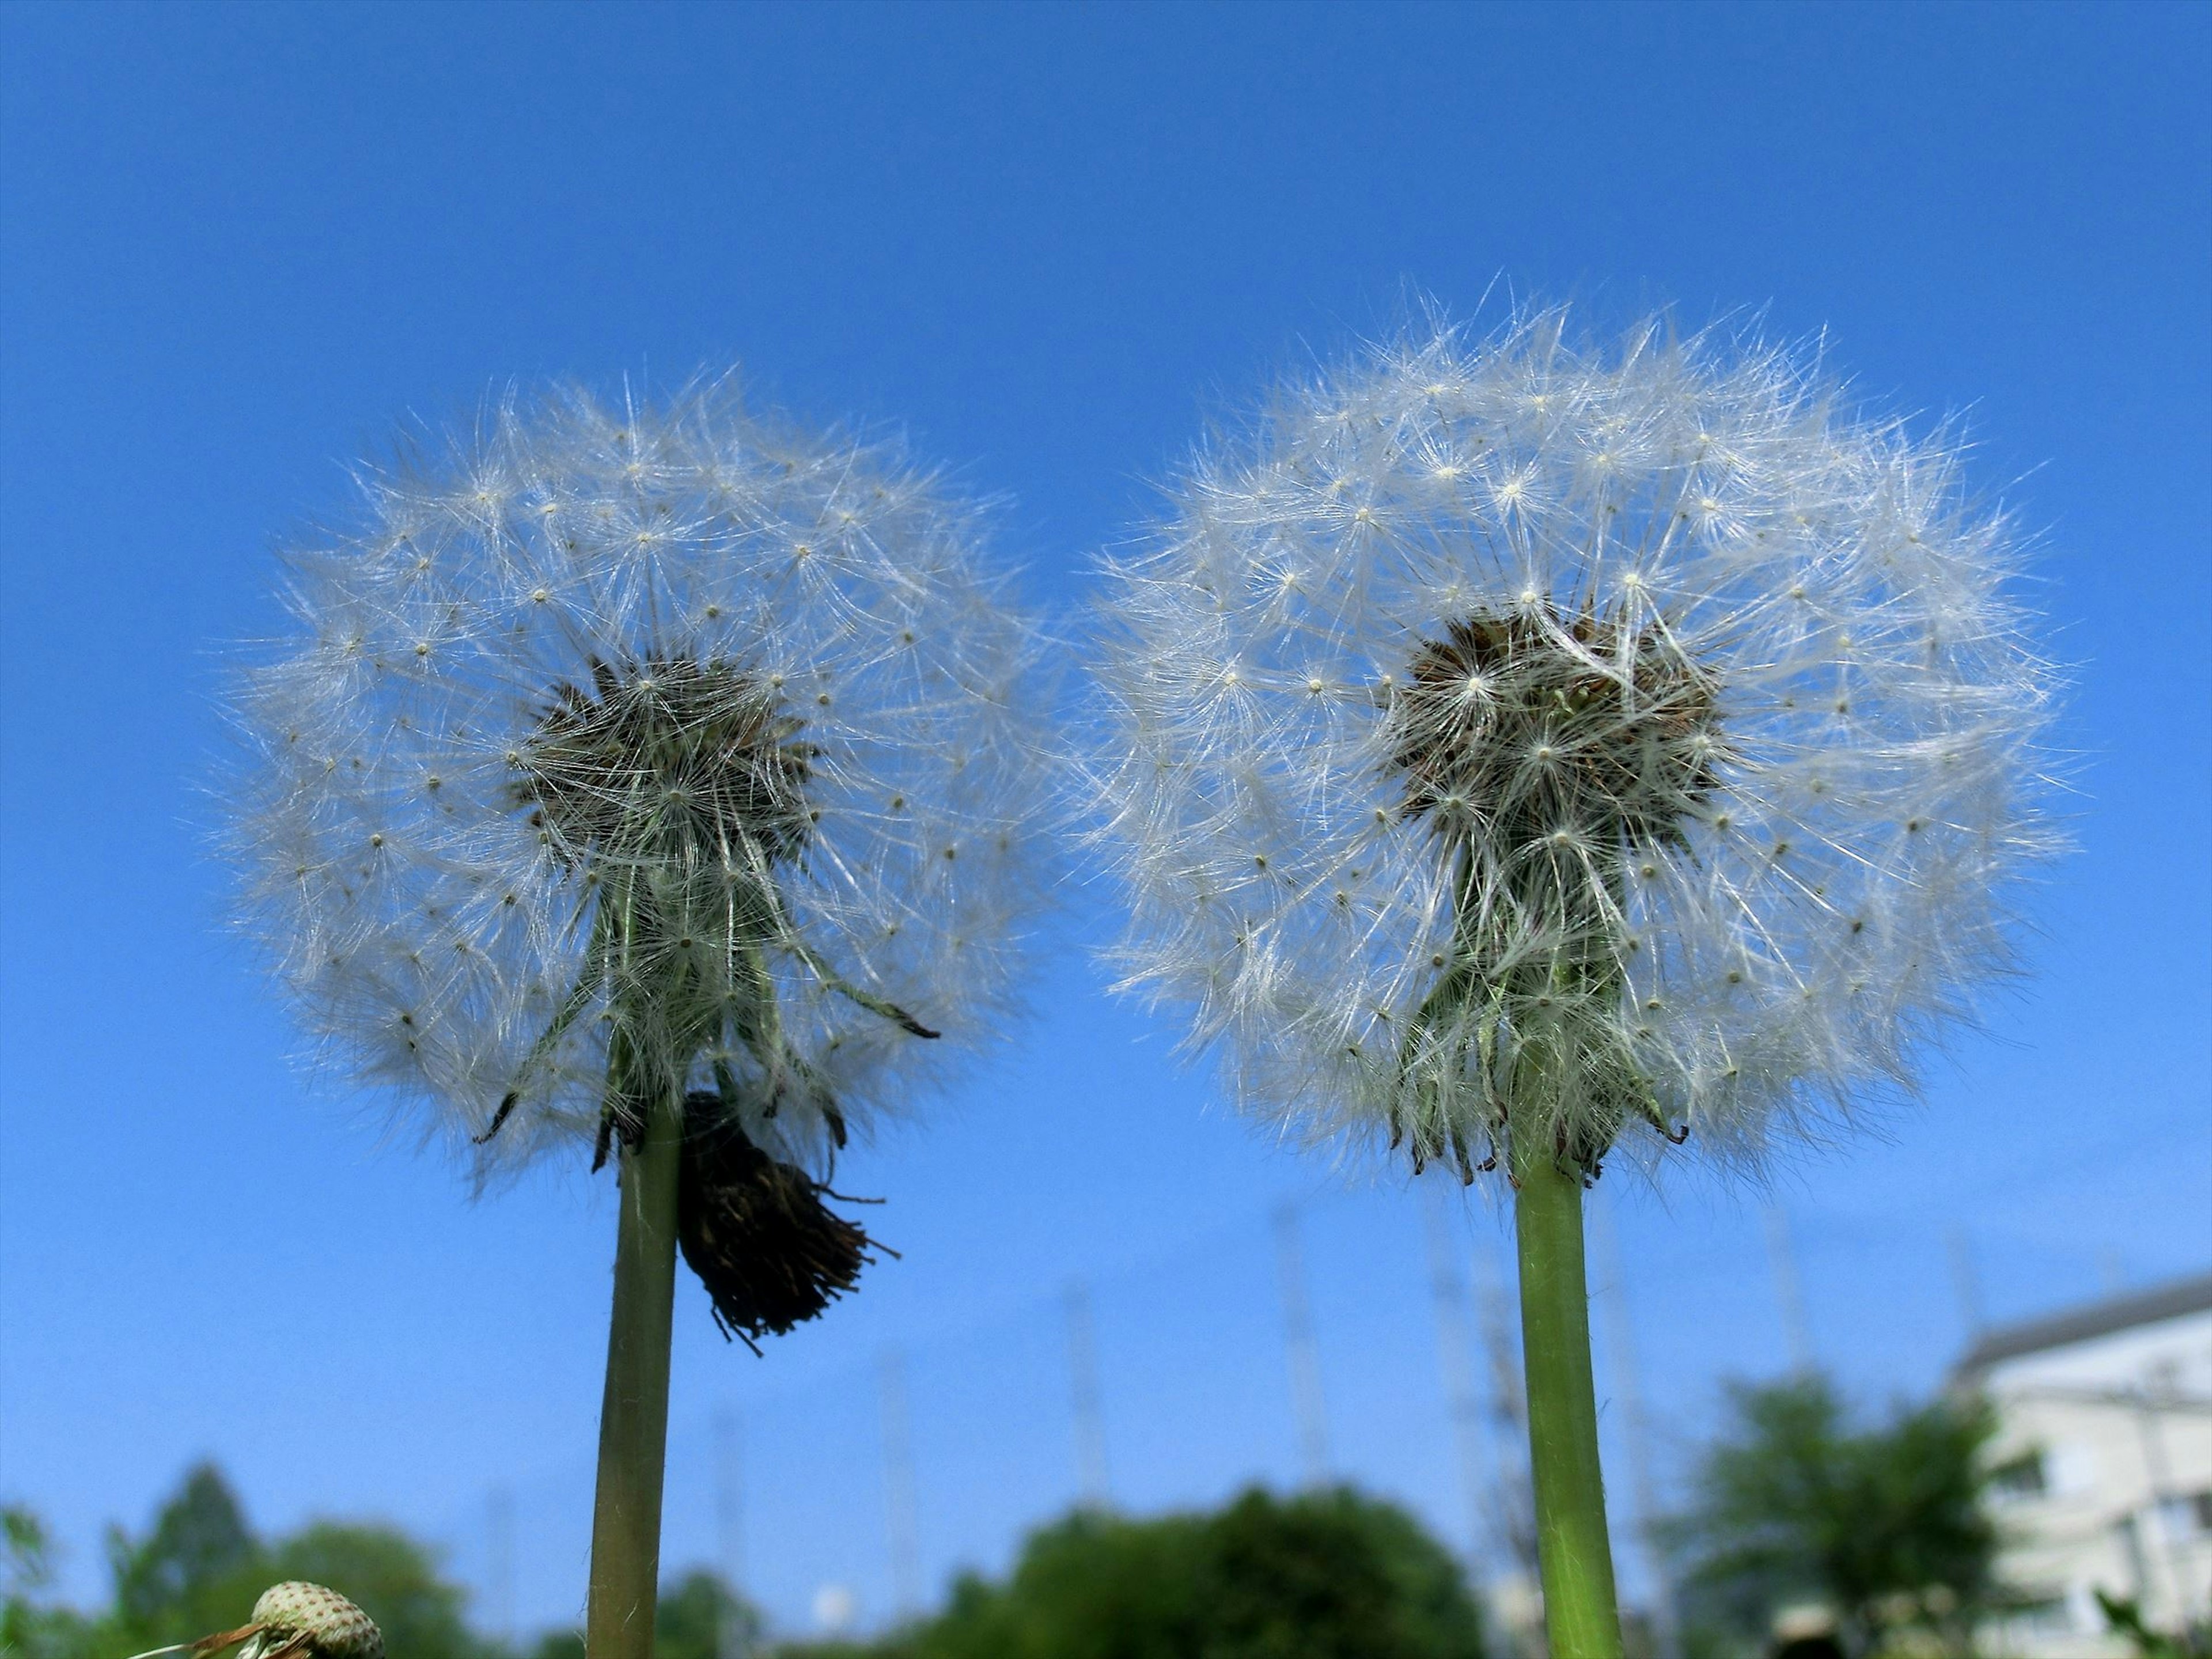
top-left (229, 381), bottom-right (1052, 1656)
top-left (1089, 309), bottom-right (2055, 1659)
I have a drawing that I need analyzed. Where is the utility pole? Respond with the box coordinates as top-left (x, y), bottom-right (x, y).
top-left (1948, 1228), bottom-right (1985, 1340)
top-left (1421, 1182), bottom-right (1496, 1583)
top-left (1762, 1206), bottom-right (1816, 1373)
top-left (878, 1349), bottom-right (923, 1619)
top-left (486, 1484), bottom-right (515, 1649)
top-left (1273, 1203), bottom-right (1331, 1486)
top-left (1590, 1196), bottom-right (1681, 1659)
top-left (1472, 1224), bottom-right (1535, 1556)
top-left (1472, 1221), bottom-right (1540, 1657)
top-left (1065, 1281), bottom-right (1112, 1508)
top-left (716, 1408), bottom-right (748, 1658)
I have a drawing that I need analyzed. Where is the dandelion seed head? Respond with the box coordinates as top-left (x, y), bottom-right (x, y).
top-left (1089, 308), bottom-right (2056, 1178)
top-left (228, 377), bottom-right (1052, 1174)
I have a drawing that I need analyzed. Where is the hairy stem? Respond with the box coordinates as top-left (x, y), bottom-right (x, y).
top-left (1514, 1146), bottom-right (1624, 1659)
top-left (586, 1069), bottom-right (683, 1658)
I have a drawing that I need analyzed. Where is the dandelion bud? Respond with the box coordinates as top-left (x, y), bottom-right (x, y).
top-left (240, 1583), bottom-right (384, 1659)
top-left (135, 1582), bottom-right (383, 1659)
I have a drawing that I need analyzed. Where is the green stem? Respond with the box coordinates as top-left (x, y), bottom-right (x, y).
top-left (1514, 1148), bottom-right (1624, 1659)
top-left (586, 1076), bottom-right (683, 1658)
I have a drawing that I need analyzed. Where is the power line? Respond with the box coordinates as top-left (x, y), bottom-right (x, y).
top-left (446, 1183), bottom-right (2171, 1636)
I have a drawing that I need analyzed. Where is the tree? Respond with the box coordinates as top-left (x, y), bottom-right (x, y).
top-left (253, 1522), bottom-right (488, 1658)
top-left (107, 1463), bottom-right (259, 1646)
top-left (33, 1465), bottom-right (531, 1659)
top-left (532, 1568), bottom-right (764, 1659)
top-left (656, 1568), bottom-right (768, 1659)
top-left (912, 1506), bottom-right (1213, 1658)
top-left (1670, 1374), bottom-right (2001, 1657)
top-left (2096, 1589), bottom-right (2212, 1659)
top-left (3, 1506), bottom-right (96, 1659)
top-left (1202, 1487), bottom-right (1487, 1659)
top-left (779, 1485), bottom-right (1487, 1659)
top-left (19, 1471), bottom-right (1462, 1659)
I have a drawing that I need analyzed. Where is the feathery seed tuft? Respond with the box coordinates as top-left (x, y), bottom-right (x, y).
top-left (228, 379), bottom-right (1053, 1179)
top-left (1088, 309), bottom-right (2056, 1177)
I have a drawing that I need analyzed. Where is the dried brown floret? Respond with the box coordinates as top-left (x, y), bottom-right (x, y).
top-left (677, 1089), bottom-right (893, 1351)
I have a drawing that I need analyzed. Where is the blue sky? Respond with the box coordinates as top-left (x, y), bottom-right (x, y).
top-left (2, 0), bottom-right (2207, 1637)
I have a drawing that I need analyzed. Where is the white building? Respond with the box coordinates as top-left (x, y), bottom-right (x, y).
top-left (1957, 1272), bottom-right (2212, 1657)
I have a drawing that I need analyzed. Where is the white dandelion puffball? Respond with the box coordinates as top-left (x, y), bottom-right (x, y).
top-left (231, 380), bottom-right (1051, 1172)
top-left (1092, 310), bottom-right (2055, 1177)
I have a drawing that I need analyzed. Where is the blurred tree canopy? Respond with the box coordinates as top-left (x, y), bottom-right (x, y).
top-left (531, 1568), bottom-right (763, 1659)
top-left (2, 1464), bottom-right (547, 1659)
top-left (110, 1465), bottom-right (255, 1630)
top-left (1669, 1373), bottom-right (2001, 1658)
top-left (782, 1485), bottom-right (1487, 1659)
top-left (9, 1471), bottom-right (1479, 1659)
top-left (5, 1503), bottom-right (94, 1659)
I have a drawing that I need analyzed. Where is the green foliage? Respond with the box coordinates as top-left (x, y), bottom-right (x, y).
top-left (2097, 1589), bottom-right (2212, 1659)
top-left (5, 1506), bottom-right (56, 1596)
top-left (109, 1461), bottom-right (257, 1638)
top-left (3, 1505), bottom-right (96, 1659)
top-left (657, 1567), bottom-right (767, 1659)
top-left (529, 1569), bottom-right (764, 1659)
top-left (3, 1465), bottom-right (567, 1659)
top-left (1669, 1373), bottom-right (2001, 1656)
top-left (101, 1468), bottom-right (495, 1657)
top-left (1199, 1487), bottom-right (1485, 1659)
top-left (911, 1506), bottom-right (1212, 1657)
top-left (258, 1522), bottom-right (486, 1657)
top-left (781, 1486), bottom-right (1486, 1659)
top-left (13, 1471), bottom-right (1470, 1659)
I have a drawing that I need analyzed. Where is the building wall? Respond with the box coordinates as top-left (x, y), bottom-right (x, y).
top-left (1974, 1309), bottom-right (2212, 1659)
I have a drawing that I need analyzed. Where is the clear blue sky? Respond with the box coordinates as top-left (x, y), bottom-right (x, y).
top-left (3, 0), bottom-right (2207, 1637)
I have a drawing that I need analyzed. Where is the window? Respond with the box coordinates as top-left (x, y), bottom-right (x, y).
top-left (2004, 1593), bottom-right (2074, 1637)
top-left (1988, 1449), bottom-right (2048, 1500)
top-left (2116, 1514), bottom-right (2150, 1599)
top-left (2156, 1491), bottom-right (2212, 1540)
